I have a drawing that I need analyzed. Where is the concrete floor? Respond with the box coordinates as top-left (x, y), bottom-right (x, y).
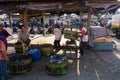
top-left (7, 34), bottom-right (120, 80)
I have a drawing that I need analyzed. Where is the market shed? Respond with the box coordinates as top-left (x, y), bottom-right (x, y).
top-left (0, 0), bottom-right (120, 36)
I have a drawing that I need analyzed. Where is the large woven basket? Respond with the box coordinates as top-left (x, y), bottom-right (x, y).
top-left (40, 44), bottom-right (54, 56)
top-left (46, 60), bottom-right (68, 75)
top-left (8, 54), bottom-right (32, 74)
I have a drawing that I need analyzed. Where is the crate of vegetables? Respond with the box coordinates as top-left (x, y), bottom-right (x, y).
top-left (64, 30), bottom-right (78, 40)
top-left (46, 54), bottom-right (68, 74)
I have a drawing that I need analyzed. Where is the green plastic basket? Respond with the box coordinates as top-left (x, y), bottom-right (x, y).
top-left (15, 42), bottom-right (23, 53)
top-left (46, 61), bottom-right (68, 74)
top-left (40, 44), bottom-right (53, 56)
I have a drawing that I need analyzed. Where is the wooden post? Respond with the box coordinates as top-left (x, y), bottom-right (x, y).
top-left (87, 7), bottom-right (91, 29)
top-left (42, 11), bottom-right (46, 36)
top-left (19, 13), bottom-right (24, 21)
top-left (23, 8), bottom-right (28, 30)
top-left (80, 9), bottom-right (83, 22)
top-left (8, 13), bottom-right (12, 28)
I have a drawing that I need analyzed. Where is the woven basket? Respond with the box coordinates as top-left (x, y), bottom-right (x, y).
top-left (40, 44), bottom-right (54, 56)
top-left (8, 54), bottom-right (32, 74)
top-left (46, 60), bottom-right (68, 74)
top-left (15, 42), bottom-right (23, 53)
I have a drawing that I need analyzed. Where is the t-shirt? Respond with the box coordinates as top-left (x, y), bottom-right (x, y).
top-left (18, 31), bottom-right (29, 42)
top-left (0, 40), bottom-right (6, 60)
top-left (53, 28), bottom-right (62, 40)
top-left (81, 27), bottom-right (88, 42)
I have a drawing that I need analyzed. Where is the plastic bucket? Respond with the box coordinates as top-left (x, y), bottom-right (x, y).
top-left (27, 47), bottom-right (41, 62)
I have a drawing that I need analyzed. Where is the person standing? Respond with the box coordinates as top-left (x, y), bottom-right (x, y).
top-left (79, 23), bottom-right (88, 56)
top-left (53, 24), bottom-right (62, 49)
top-left (0, 27), bottom-right (13, 80)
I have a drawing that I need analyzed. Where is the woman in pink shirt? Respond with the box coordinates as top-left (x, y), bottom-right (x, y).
top-left (0, 27), bottom-right (12, 80)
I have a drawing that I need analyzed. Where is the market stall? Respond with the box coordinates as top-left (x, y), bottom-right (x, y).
top-left (89, 26), bottom-right (113, 51)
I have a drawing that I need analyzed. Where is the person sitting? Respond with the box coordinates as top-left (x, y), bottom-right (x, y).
top-left (17, 25), bottom-right (31, 53)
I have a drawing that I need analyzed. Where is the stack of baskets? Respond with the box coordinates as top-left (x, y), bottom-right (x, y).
top-left (8, 54), bottom-right (32, 74)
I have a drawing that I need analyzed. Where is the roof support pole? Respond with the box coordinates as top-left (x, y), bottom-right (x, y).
top-left (80, 9), bottom-right (83, 22)
top-left (87, 7), bottom-right (91, 28)
top-left (23, 8), bottom-right (28, 30)
top-left (42, 11), bottom-right (46, 36)
top-left (19, 13), bottom-right (24, 21)
top-left (8, 13), bottom-right (12, 28)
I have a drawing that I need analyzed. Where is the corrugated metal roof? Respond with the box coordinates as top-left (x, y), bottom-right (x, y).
top-left (0, 1), bottom-right (119, 15)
